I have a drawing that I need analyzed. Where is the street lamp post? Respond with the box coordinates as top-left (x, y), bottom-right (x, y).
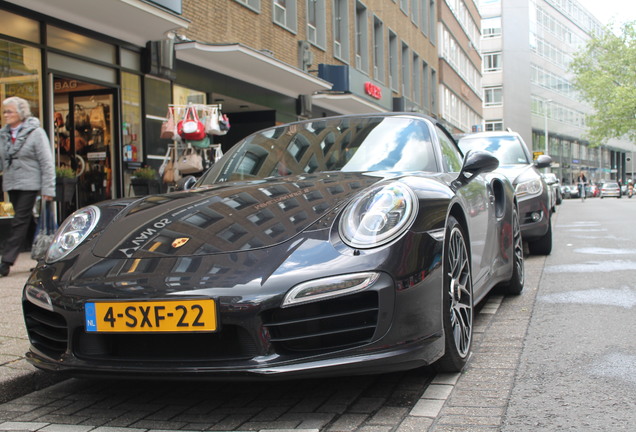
top-left (544, 99), bottom-right (552, 156)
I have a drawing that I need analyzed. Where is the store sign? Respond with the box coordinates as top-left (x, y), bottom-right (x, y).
top-left (364, 82), bottom-right (382, 100)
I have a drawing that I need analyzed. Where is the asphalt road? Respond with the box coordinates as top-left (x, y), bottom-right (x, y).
top-left (504, 196), bottom-right (636, 431)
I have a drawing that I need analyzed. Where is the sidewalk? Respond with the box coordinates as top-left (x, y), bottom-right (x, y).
top-left (0, 252), bottom-right (64, 404)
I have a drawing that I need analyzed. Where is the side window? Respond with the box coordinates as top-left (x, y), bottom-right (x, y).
top-left (436, 125), bottom-right (463, 172)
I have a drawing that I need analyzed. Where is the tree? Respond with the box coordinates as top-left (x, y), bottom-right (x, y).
top-left (570, 21), bottom-right (636, 145)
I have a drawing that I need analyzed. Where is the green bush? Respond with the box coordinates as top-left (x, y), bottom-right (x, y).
top-left (133, 166), bottom-right (158, 180)
top-left (56, 166), bottom-right (75, 178)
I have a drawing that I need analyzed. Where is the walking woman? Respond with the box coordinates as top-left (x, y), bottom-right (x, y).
top-left (0, 96), bottom-right (55, 277)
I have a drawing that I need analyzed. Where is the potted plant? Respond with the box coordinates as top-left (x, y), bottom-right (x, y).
top-left (55, 166), bottom-right (77, 203)
top-left (131, 166), bottom-right (161, 195)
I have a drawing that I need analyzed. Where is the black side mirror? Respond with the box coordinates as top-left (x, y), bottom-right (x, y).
top-left (535, 155), bottom-right (552, 169)
top-left (460, 150), bottom-right (499, 178)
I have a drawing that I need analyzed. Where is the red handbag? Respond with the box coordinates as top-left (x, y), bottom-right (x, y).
top-left (177, 106), bottom-right (206, 141)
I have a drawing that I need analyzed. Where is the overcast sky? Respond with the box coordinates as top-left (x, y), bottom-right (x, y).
top-left (576, 0), bottom-right (636, 26)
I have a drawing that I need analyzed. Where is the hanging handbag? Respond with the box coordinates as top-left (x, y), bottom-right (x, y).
top-left (205, 107), bottom-right (223, 135)
top-left (219, 113), bottom-right (230, 134)
top-left (176, 146), bottom-right (204, 174)
top-left (189, 136), bottom-right (210, 149)
top-left (31, 199), bottom-right (58, 261)
top-left (90, 104), bottom-right (107, 129)
top-left (163, 146), bottom-right (181, 184)
top-left (177, 106), bottom-right (206, 141)
top-left (69, 104), bottom-right (90, 132)
top-left (160, 107), bottom-right (177, 139)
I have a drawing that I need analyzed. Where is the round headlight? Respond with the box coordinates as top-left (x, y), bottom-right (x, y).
top-left (339, 182), bottom-right (417, 248)
top-left (46, 206), bottom-right (100, 262)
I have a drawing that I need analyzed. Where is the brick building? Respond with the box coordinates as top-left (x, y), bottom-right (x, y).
top-left (0, 0), bottom-right (481, 220)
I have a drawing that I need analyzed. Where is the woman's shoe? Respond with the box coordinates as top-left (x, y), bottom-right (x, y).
top-left (0, 262), bottom-right (10, 277)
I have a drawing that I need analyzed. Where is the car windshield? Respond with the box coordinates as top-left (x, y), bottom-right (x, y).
top-left (604, 182), bottom-right (619, 188)
top-left (458, 135), bottom-right (529, 165)
top-left (198, 116), bottom-right (438, 185)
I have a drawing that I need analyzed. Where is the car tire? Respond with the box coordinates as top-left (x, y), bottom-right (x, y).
top-left (501, 208), bottom-right (524, 295)
top-left (528, 217), bottom-right (552, 255)
top-left (435, 216), bottom-right (473, 373)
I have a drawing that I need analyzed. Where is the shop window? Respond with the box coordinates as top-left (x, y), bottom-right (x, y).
top-left (122, 72), bottom-right (143, 165)
top-left (173, 84), bottom-right (206, 105)
top-left (0, 38), bottom-right (42, 118)
top-left (47, 25), bottom-right (116, 64)
top-left (0, 11), bottom-right (40, 43)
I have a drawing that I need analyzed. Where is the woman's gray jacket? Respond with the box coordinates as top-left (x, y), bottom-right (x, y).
top-left (0, 117), bottom-right (56, 197)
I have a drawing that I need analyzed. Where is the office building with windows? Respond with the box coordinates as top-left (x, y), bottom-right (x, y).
top-left (479, 0), bottom-right (635, 183)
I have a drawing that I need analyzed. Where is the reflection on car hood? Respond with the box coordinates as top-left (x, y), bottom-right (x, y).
top-left (91, 173), bottom-right (381, 259)
top-left (493, 164), bottom-right (537, 185)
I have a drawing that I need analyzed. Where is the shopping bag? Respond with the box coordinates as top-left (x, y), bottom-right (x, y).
top-left (205, 107), bottom-right (223, 135)
top-left (31, 200), bottom-right (58, 261)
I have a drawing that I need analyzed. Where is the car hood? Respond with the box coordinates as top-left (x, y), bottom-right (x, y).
top-left (493, 164), bottom-right (537, 185)
top-left (91, 173), bottom-right (384, 259)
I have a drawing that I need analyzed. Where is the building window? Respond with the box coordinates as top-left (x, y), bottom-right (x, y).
top-left (234, 0), bottom-right (260, 12)
top-left (410, 0), bottom-right (419, 25)
top-left (0, 38), bottom-right (42, 118)
top-left (412, 52), bottom-right (420, 104)
top-left (429, 0), bottom-right (436, 44)
top-left (482, 16), bottom-right (501, 38)
top-left (333, 0), bottom-right (349, 61)
top-left (420, 0), bottom-right (429, 36)
top-left (483, 52), bottom-right (502, 72)
top-left (401, 42), bottom-right (410, 97)
top-left (355, 1), bottom-right (368, 72)
top-left (485, 120), bottom-right (504, 131)
top-left (273, 0), bottom-right (297, 33)
top-left (307, 0), bottom-right (326, 48)
top-left (484, 86), bottom-right (503, 106)
top-left (400, 0), bottom-right (408, 14)
top-left (373, 16), bottom-right (385, 82)
top-left (431, 68), bottom-right (437, 113)
top-left (422, 60), bottom-right (429, 112)
top-left (389, 30), bottom-right (399, 91)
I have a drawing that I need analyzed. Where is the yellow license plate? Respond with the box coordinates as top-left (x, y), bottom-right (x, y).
top-left (85, 299), bottom-right (217, 333)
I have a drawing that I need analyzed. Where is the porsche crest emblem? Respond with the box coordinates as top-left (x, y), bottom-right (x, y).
top-left (172, 237), bottom-right (190, 248)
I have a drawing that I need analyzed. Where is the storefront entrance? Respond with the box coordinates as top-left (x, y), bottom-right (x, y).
top-left (53, 77), bottom-right (118, 219)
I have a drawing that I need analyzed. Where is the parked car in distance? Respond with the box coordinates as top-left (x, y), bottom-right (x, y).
top-left (458, 131), bottom-right (553, 255)
top-left (542, 172), bottom-right (562, 209)
top-left (600, 181), bottom-right (621, 198)
top-left (562, 184), bottom-right (580, 199)
top-left (22, 113), bottom-right (524, 380)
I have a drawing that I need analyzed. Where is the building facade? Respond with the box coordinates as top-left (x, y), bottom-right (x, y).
top-left (0, 0), bottom-right (485, 224)
top-left (479, 0), bottom-right (635, 184)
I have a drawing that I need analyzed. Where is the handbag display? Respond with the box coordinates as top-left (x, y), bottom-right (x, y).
top-left (177, 107), bottom-right (206, 141)
top-left (160, 107), bottom-right (177, 139)
top-left (176, 147), bottom-right (204, 174)
top-left (31, 199), bottom-right (58, 261)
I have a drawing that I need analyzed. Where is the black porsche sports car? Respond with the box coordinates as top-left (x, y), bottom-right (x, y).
top-left (23, 113), bottom-right (523, 379)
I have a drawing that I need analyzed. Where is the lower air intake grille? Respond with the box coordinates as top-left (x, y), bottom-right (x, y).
top-left (262, 291), bottom-right (379, 353)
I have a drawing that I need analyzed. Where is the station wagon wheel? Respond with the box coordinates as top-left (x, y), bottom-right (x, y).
top-left (501, 207), bottom-right (524, 295)
top-left (435, 216), bottom-right (473, 372)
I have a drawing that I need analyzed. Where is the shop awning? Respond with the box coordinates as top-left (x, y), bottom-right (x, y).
top-left (312, 93), bottom-right (387, 115)
top-left (5, 0), bottom-right (189, 46)
top-left (175, 42), bottom-right (332, 98)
